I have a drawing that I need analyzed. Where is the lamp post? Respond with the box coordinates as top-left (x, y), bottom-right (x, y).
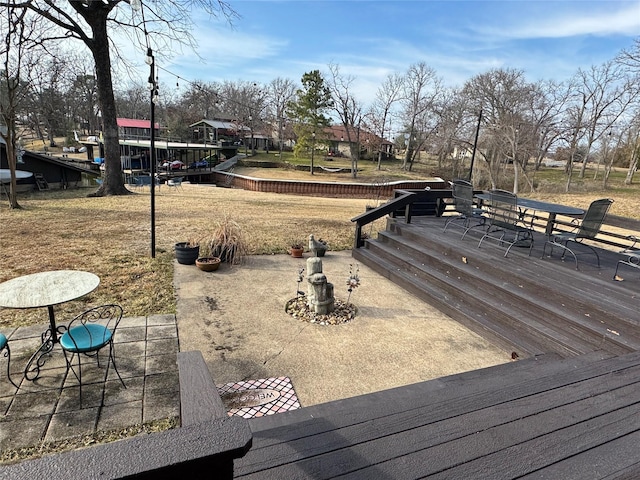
top-left (146, 47), bottom-right (157, 258)
top-left (468, 109), bottom-right (482, 183)
top-left (310, 131), bottom-right (316, 175)
top-left (278, 117), bottom-right (284, 158)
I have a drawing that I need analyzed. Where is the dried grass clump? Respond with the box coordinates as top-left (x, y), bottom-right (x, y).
top-left (202, 214), bottom-right (248, 265)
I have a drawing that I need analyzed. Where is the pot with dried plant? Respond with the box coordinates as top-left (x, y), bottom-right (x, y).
top-left (205, 215), bottom-right (248, 265)
top-left (290, 241), bottom-right (304, 258)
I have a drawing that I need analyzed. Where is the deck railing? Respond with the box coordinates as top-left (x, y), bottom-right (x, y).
top-left (351, 189), bottom-right (454, 248)
top-left (352, 188), bottom-right (640, 253)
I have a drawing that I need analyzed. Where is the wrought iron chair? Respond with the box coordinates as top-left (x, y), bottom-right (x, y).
top-left (614, 235), bottom-right (640, 279)
top-left (60, 304), bottom-right (125, 404)
top-left (0, 333), bottom-right (18, 388)
top-left (478, 189), bottom-right (534, 257)
top-left (542, 198), bottom-right (613, 269)
top-left (443, 179), bottom-right (487, 239)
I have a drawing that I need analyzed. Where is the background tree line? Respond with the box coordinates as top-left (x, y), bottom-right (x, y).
top-left (1, 2), bottom-right (639, 205)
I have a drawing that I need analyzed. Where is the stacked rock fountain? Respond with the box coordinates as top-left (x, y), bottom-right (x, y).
top-left (306, 256), bottom-right (335, 315)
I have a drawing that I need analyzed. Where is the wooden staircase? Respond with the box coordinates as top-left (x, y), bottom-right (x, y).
top-left (352, 216), bottom-right (640, 359)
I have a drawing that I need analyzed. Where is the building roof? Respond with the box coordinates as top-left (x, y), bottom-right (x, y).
top-left (324, 125), bottom-right (393, 146)
top-left (190, 119), bottom-right (250, 131)
top-left (117, 118), bottom-right (159, 130)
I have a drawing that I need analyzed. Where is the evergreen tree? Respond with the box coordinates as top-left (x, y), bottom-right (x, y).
top-left (287, 70), bottom-right (333, 174)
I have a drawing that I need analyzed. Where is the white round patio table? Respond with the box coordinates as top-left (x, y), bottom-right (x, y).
top-left (0, 270), bottom-right (100, 380)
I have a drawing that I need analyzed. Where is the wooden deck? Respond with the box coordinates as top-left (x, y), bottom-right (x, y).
top-left (236, 350), bottom-right (640, 479)
top-left (234, 215), bottom-right (640, 479)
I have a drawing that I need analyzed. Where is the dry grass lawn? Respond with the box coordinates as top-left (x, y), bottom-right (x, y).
top-left (1, 163), bottom-right (638, 329)
top-left (0, 180), bottom-right (385, 328)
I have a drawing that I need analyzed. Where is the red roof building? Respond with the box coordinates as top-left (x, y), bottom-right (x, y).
top-left (117, 118), bottom-right (160, 139)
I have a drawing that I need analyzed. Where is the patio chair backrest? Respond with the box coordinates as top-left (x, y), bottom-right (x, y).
top-left (451, 179), bottom-right (474, 217)
top-left (487, 189), bottom-right (520, 229)
top-left (63, 304), bottom-right (123, 353)
top-left (576, 198), bottom-right (613, 241)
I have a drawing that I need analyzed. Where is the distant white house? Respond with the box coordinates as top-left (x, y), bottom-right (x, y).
top-left (542, 158), bottom-right (565, 167)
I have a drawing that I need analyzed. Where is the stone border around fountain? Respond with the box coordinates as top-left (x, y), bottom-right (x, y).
top-left (285, 296), bottom-right (357, 326)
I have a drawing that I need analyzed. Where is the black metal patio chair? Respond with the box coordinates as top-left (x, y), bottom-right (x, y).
top-left (167, 176), bottom-right (184, 191)
top-left (478, 189), bottom-right (534, 257)
top-left (443, 179), bottom-right (487, 239)
top-left (60, 304), bottom-right (126, 405)
top-left (614, 235), bottom-right (640, 279)
top-left (542, 198), bottom-right (613, 269)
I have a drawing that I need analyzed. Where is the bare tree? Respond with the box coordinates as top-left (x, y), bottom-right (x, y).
top-left (367, 73), bottom-right (403, 170)
top-left (526, 80), bottom-right (571, 172)
top-left (622, 110), bottom-right (640, 185)
top-left (0, 4), bottom-right (39, 208)
top-left (219, 80), bottom-right (269, 154)
top-left (115, 82), bottom-right (148, 122)
top-left (327, 63), bottom-right (367, 178)
top-left (573, 62), bottom-right (638, 180)
top-left (399, 62), bottom-right (442, 171)
top-left (19, 48), bottom-right (72, 147)
top-left (265, 77), bottom-right (297, 156)
top-left (462, 68), bottom-right (533, 191)
top-left (616, 38), bottom-right (640, 71)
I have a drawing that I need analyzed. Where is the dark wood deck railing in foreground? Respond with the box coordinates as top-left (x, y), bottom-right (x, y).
top-left (1, 351), bottom-right (252, 480)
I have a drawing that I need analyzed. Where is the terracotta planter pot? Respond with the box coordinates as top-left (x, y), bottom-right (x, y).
top-left (290, 247), bottom-right (304, 258)
top-left (196, 257), bottom-right (221, 272)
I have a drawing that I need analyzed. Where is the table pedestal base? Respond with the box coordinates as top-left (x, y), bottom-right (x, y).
top-left (24, 325), bottom-right (66, 381)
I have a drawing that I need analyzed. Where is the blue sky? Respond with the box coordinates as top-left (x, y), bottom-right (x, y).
top-left (155, 1), bottom-right (640, 104)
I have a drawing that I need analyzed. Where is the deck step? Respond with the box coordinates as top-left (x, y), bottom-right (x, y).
top-left (379, 228), bottom-right (640, 353)
top-left (353, 217), bottom-right (640, 358)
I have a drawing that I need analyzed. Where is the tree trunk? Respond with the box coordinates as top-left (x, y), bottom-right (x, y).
top-left (625, 132), bottom-right (639, 185)
top-left (86, 14), bottom-right (129, 196)
top-left (5, 124), bottom-right (22, 209)
top-left (1, 77), bottom-right (21, 208)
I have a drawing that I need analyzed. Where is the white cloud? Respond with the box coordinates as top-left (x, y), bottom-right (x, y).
top-left (480, 2), bottom-right (640, 39)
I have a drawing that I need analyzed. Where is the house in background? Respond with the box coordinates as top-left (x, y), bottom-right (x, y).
top-left (117, 118), bottom-right (160, 140)
top-left (323, 125), bottom-right (394, 160)
top-left (1, 142), bottom-right (96, 191)
top-left (190, 118), bottom-right (250, 145)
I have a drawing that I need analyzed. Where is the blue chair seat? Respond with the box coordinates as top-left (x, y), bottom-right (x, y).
top-left (1, 332), bottom-right (18, 388)
top-left (60, 324), bottom-right (112, 353)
